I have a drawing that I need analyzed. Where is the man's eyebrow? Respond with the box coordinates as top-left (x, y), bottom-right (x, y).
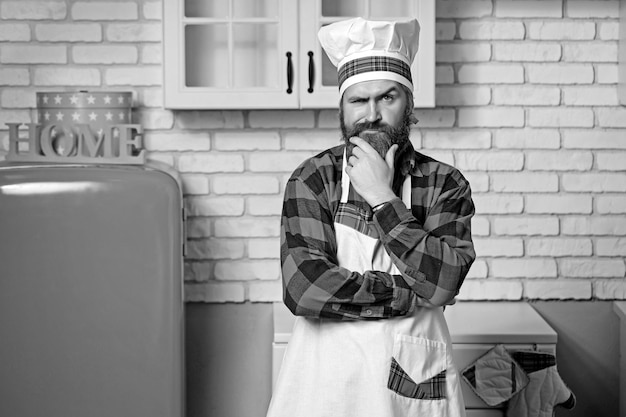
top-left (346, 86), bottom-right (401, 101)
top-left (376, 87), bottom-right (400, 99)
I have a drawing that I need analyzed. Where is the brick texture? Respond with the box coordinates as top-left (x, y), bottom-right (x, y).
top-left (0, 0), bottom-right (624, 303)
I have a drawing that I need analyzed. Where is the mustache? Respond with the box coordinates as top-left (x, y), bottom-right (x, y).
top-left (348, 121), bottom-right (396, 138)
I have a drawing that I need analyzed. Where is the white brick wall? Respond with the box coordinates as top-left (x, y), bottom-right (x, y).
top-left (0, 0), bottom-right (624, 303)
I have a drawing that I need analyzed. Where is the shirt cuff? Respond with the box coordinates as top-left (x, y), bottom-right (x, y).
top-left (391, 286), bottom-right (415, 315)
top-left (373, 197), bottom-right (422, 233)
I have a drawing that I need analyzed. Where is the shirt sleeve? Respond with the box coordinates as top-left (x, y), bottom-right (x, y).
top-left (281, 175), bottom-right (414, 320)
top-left (373, 174), bottom-right (476, 307)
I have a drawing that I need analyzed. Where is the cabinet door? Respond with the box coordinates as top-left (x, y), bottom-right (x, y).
top-left (299, 0), bottom-right (435, 109)
top-left (164, 0), bottom-right (298, 109)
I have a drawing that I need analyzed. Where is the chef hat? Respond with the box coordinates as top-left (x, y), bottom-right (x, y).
top-left (318, 17), bottom-right (420, 96)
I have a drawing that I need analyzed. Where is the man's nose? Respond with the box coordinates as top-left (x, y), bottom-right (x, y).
top-left (365, 101), bottom-right (381, 123)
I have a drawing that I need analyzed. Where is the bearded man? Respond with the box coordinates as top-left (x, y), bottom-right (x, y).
top-left (266, 18), bottom-right (476, 417)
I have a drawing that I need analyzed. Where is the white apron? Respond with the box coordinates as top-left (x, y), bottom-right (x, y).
top-left (267, 156), bottom-right (466, 417)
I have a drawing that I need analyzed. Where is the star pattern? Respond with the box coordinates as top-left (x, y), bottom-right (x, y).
top-left (37, 92), bottom-right (131, 107)
top-left (35, 92), bottom-right (132, 145)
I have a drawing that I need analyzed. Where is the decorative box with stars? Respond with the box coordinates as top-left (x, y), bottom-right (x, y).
top-left (37, 91), bottom-right (133, 139)
top-left (5, 91), bottom-right (144, 164)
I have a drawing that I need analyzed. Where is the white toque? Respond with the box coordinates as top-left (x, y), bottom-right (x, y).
top-left (318, 17), bottom-right (421, 96)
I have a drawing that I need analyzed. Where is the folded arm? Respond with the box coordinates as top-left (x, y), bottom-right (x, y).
top-left (373, 175), bottom-right (475, 307)
top-left (281, 176), bottom-right (413, 320)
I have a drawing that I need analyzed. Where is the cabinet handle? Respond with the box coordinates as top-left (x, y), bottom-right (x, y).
top-left (307, 51), bottom-right (314, 93)
top-left (286, 52), bottom-right (293, 94)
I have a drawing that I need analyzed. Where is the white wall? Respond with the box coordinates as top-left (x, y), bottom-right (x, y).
top-left (0, 0), bottom-right (625, 303)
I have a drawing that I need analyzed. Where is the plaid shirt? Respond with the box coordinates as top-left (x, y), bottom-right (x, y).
top-left (281, 142), bottom-right (475, 320)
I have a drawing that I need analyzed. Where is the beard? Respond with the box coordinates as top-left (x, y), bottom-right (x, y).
top-left (340, 109), bottom-right (412, 161)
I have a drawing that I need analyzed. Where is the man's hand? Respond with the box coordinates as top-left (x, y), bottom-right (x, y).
top-left (345, 136), bottom-right (398, 207)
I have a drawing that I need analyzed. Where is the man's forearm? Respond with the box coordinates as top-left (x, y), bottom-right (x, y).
top-left (373, 193), bottom-right (475, 306)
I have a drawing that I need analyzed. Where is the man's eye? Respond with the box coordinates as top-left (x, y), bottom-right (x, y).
top-left (382, 95), bottom-right (394, 101)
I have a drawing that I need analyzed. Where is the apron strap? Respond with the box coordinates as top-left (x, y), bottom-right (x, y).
top-left (401, 175), bottom-right (411, 209)
top-left (341, 149), bottom-right (350, 203)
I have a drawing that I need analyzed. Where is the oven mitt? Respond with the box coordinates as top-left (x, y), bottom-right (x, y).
top-left (506, 350), bottom-right (576, 417)
top-left (461, 344), bottom-right (529, 406)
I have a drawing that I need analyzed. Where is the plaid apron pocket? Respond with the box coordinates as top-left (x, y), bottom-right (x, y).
top-left (387, 334), bottom-right (447, 400)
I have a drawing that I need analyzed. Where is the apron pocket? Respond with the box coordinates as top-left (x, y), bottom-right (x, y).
top-left (387, 334), bottom-right (447, 400)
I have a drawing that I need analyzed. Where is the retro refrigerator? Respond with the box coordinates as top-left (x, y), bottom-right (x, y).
top-left (0, 161), bottom-right (185, 417)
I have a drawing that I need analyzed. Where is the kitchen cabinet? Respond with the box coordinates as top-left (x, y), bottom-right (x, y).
top-left (271, 302), bottom-right (557, 416)
top-left (163, 0), bottom-right (435, 109)
top-left (443, 303), bottom-right (557, 415)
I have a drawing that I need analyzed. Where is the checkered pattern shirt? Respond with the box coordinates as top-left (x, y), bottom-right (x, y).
top-left (281, 142), bottom-right (475, 320)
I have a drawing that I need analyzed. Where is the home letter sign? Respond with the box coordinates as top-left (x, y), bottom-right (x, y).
top-left (6, 122), bottom-right (146, 164)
